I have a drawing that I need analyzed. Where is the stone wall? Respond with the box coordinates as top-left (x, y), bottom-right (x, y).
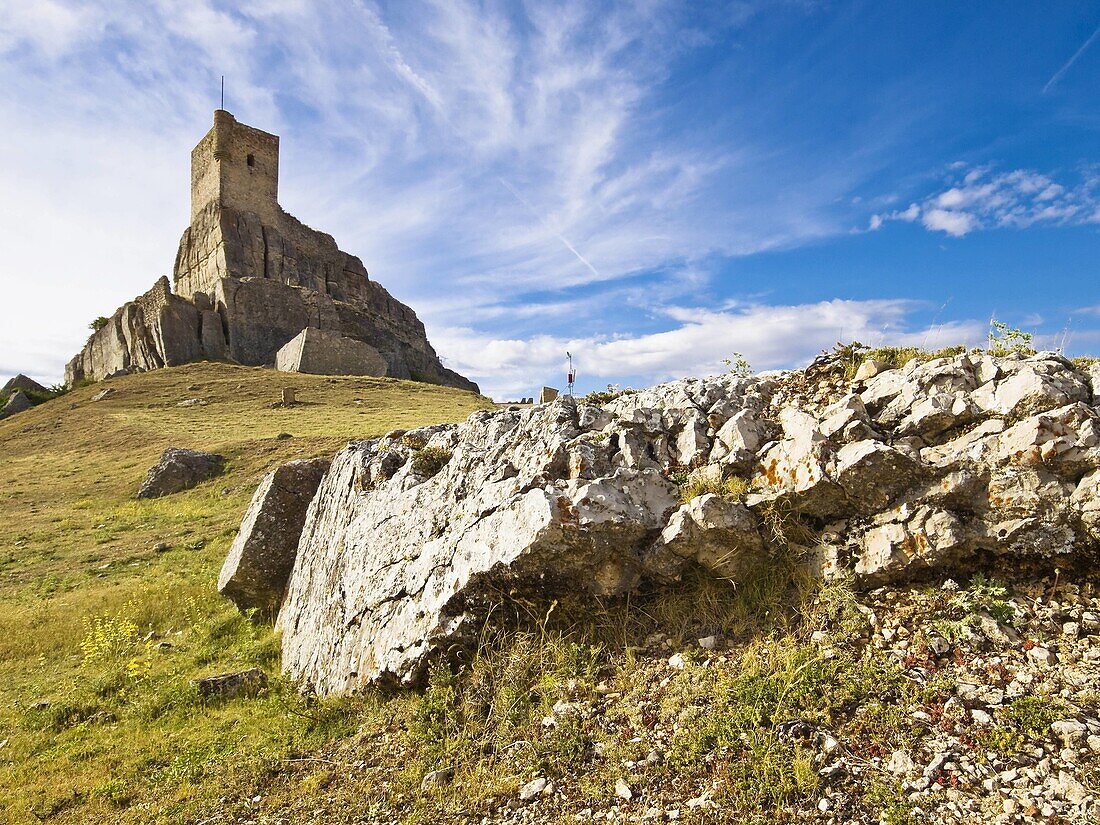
top-left (190, 110), bottom-right (280, 225)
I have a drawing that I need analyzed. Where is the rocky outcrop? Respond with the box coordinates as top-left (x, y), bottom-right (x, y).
top-left (137, 447), bottom-right (225, 499)
top-left (65, 277), bottom-right (213, 386)
top-left (1, 390), bottom-right (33, 419)
top-left (275, 327), bottom-right (387, 377)
top-left (1, 374), bottom-right (47, 396)
top-left (218, 457), bottom-right (330, 613)
top-left (224, 350), bottom-right (1100, 695)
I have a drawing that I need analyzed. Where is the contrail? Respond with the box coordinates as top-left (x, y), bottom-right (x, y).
top-left (1043, 22), bottom-right (1100, 93)
top-left (497, 177), bottom-right (602, 280)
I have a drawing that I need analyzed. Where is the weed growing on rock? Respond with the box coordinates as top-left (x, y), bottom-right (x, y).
top-left (834, 341), bottom-right (968, 379)
top-left (411, 446), bottom-right (451, 478)
top-left (722, 352), bottom-right (753, 378)
top-left (987, 319), bottom-right (1036, 358)
top-left (678, 473), bottom-right (747, 504)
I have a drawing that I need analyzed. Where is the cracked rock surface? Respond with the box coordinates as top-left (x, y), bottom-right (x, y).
top-left (258, 350), bottom-right (1100, 694)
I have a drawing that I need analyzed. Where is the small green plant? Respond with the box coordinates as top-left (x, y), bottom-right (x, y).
top-left (722, 352), bottom-right (753, 378)
top-left (412, 447), bottom-right (451, 478)
top-left (865, 779), bottom-right (921, 825)
top-left (584, 384), bottom-right (635, 406)
top-left (89, 316), bottom-right (110, 332)
top-left (976, 694), bottom-right (1065, 754)
top-left (952, 573), bottom-right (1015, 624)
top-left (987, 319), bottom-right (1035, 357)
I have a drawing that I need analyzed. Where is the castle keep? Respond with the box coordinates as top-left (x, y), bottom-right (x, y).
top-left (66, 111), bottom-right (478, 393)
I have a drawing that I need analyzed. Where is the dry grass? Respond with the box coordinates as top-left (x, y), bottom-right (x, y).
top-left (0, 363), bottom-right (489, 824)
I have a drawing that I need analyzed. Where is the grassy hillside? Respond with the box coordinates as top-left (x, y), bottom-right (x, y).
top-left (0, 364), bottom-right (490, 824)
top-left (2, 360), bottom-right (1096, 824)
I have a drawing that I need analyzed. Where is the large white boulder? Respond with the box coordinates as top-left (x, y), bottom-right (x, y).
top-left (217, 351), bottom-right (1100, 695)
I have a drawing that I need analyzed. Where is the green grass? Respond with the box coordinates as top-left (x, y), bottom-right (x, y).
top-left (0, 362), bottom-right (490, 824)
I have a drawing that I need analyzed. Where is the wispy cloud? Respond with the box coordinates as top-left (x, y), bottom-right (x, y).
top-left (1043, 22), bottom-right (1100, 93)
top-left (869, 166), bottom-right (1100, 237)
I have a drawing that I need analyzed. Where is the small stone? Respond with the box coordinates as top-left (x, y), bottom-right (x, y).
top-left (667, 653), bottom-right (686, 670)
top-left (192, 668), bottom-right (267, 700)
top-left (697, 635), bottom-right (718, 651)
top-left (519, 777), bottom-right (548, 802)
top-left (886, 750), bottom-right (915, 775)
top-left (1051, 720), bottom-right (1086, 748)
top-left (971, 709), bottom-right (993, 726)
top-left (928, 636), bottom-right (951, 656)
top-left (153, 542), bottom-right (171, 552)
top-left (1028, 646), bottom-right (1057, 666)
top-left (281, 387), bottom-right (296, 405)
top-left (854, 359), bottom-right (888, 381)
top-left (421, 768), bottom-right (452, 791)
top-left (614, 778), bottom-right (633, 801)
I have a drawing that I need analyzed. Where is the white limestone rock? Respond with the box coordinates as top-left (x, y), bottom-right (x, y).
top-left (221, 351), bottom-right (1100, 694)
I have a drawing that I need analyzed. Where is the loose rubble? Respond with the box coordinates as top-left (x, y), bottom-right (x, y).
top-left (217, 574), bottom-right (1100, 825)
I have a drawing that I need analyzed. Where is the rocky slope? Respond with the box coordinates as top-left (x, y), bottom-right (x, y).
top-left (221, 349), bottom-right (1100, 697)
top-left (218, 572), bottom-right (1099, 825)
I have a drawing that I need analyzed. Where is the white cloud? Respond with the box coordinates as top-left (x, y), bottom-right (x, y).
top-left (921, 208), bottom-right (976, 237)
top-left (0, 0), bottom-right (91, 59)
top-left (434, 299), bottom-right (988, 399)
top-left (870, 166), bottom-right (1100, 237)
top-left (0, 0), bottom-right (893, 388)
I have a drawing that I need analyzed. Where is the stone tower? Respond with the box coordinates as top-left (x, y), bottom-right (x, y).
top-left (190, 109), bottom-right (280, 225)
top-left (66, 110), bottom-right (479, 394)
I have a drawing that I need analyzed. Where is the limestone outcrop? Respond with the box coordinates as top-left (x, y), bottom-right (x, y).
top-left (218, 457), bottom-right (330, 614)
top-left (222, 350), bottom-right (1100, 694)
top-left (1, 391), bottom-right (33, 419)
top-left (138, 447), bottom-right (225, 499)
top-left (66, 110), bottom-right (477, 394)
top-left (1, 375), bottom-right (47, 396)
top-left (275, 327), bottom-right (387, 377)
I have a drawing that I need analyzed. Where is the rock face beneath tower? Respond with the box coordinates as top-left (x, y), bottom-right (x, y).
top-left (66, 110), bottom-right (477, 394)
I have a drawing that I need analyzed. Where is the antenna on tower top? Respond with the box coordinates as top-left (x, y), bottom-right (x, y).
top-left (220, 75), bottom-right (225, 110)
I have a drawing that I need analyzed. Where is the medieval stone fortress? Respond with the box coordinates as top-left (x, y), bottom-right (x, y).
top-left (65, 110), bottom-right (478, 393)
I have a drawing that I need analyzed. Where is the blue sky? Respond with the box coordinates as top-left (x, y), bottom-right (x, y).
top-left (0, 1), bottom-right (1097, 399)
